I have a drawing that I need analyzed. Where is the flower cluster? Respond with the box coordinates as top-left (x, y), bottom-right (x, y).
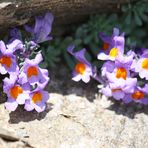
top-left (68, 28), bottom-right (148, 105)
top-left (1, 12), bottom-right (53, 112)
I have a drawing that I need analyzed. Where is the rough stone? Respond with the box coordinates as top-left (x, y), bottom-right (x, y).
top-left (0, 91), bottom-right (148, 148)
top-left (0, 128), bottom-right (19, 141)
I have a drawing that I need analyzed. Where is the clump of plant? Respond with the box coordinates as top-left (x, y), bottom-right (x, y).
top-left (68, 27), bottom-right (148, 104)
top-left (0, 13), bottom-right (53, 112)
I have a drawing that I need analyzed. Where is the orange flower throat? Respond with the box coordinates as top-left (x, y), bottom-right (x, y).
top-left (27, 66), bottom-right (38, 78)
top-left (112, 88), bottom-right (122, 92)
top-left (132, 91), bottom-right (144, 100)
top-left (10, 86), bottom-right (23, 99)
top-left (116, 67), bottom-right (127, 80)
top-left (32, 92), bottom-right (42, 103)
top-left (0, 56), bottom-right (12, 68)
top-left (75, 62), bottom-right (86, 74)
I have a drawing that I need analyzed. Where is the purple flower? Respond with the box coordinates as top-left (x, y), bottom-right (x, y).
top-left (3, 75), bottom-right (30, 111)
top-left (24, 88), bottom-right (49, 112)
top-left (7, 39), bottom-right (24, 52)
top-left (25, 12), bottom-right (54, 43)
top-left (123, 85), bottom-right (148, 104)
top-left (131, 49), bottom-right (148, 80)
top-left (9, 28), bottom-right (22, 43)
top-left (102, 62), bottom-right (127, 81)
top-left (97, 28), bottom-right (125, 61)
top-left (101, 61), bottom-right (115, 77)
top-left (101, 86), bottom-right (124, 101)
top-left (99, 28), bottom-right (120, 51)
top-left (67, 45), bottom-right (93, 83)
top-left (101, 76), bottom-right (137, 101)
top-left (18, 53), bottom-right (49, 87)
top-left (100, 52), bottom-right (137, 100)
top-left (105, 66), bottom-right (136, 92)
top-left (102, 51), bottom-right (135, 78)
top-left (0, 40), bottom-right (19, 74)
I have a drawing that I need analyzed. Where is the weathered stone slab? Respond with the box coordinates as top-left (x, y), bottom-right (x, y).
top-left (0, 0), bottom-right (129, 34)
top-left (0, 92), bottom-right (148, 148)
top-left (0, 128), bottom-right (19, 141)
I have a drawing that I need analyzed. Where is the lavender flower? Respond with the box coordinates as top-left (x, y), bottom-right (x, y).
top-left (7, 39), bottom-right (24, 52)
top-left (3, 75), bottom-right (30, 111)
top-left (100, 50), bottom-right (137, 101)
top-left (0, 12), bottom-right (52, 113)
top-left (123, 85), bottom-right (148, 104)
top-left (101, 76), bottom-right (137, 101)
top-left (101, 86), bottom-right (124, 100)
top-left (9, 28), bottom-right (22, 42)
top-left (131, 49), bottom-right (148, 80)
top-left (101, 61), bottom-right (115, 77)
top-left (99, 28), bottom-right (120, 51)
top-left (97, 28), bottom-right (125, 61)
top-left (67, 45), bottom-right (93, 83)
top-left (102, 52), bottom-right (134, 82)
top-left (24, 88), bottom-right (49, 112)
top-left (25, 12), bottom-right (54, 43)
top-left (18, 53), bottom-right (49, 87)
top-left (0, 40), bottom-right (19, 74)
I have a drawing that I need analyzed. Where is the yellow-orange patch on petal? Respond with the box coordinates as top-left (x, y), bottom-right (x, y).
top-left (75, 62), bottom-right (86, 75)
top-left (10, 86), bottom-right (23, 99)
top-left (27, 66), bottom-right (38, 78)
top-left (109, 48), bottom-right (118, 58)
top-left (0, 56), bottom-right (12, 68)
top-left (116, 67), bottom-right (127, 80)
top-left (142, 58), bottom-right (148, 70)
top-left (112, 88), bottom-right (122, 92)
top-left (103, 42), bottom-right (109, 50)
top-left (132, 91), bottom-right (144, 100)
top-left (32, 92), bottom-right (42, 103)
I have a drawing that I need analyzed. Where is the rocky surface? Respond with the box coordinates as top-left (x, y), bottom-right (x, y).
top-left (0, 74), bottom-right (148, 148)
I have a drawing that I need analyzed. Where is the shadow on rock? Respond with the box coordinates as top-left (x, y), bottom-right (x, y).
top-left (49, 71), bottom-right (98, 102)
top-left (0, 93), bottom-right (6, 104)
top-left (47, 64), bottom-right (99, 102)
top-left (108, 99), bottom-right (148, 119)
top-left (8, 103), bottom-right (53, 124)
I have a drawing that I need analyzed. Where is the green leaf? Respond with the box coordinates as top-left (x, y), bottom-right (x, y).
top-left (138, 10), bottom-right (148, 22)
top-left (64, 53), bottom-right (75, 70)
top-left (83, 35), bottom-right (93, 44)
top-left (134, 9), bottom-right (143, 26)
top-left (125, 12), bottom-right (132, 25)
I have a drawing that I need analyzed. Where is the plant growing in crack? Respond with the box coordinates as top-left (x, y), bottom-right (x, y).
top-left (0, 12), bottom-right (53, 112)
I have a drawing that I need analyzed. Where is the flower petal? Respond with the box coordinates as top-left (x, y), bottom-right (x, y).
top-left (5, 99), bottom-right (18, 111)
top-left (24, 100), bottom-right (34, 111)
top-left (34, 102), bottom-right (46, 113)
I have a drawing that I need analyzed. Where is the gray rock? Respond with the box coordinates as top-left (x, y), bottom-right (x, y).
top-left (0, 92), bottom-right (148, 148)
top-left (0, 128), bottom-right (19, 141)
top-left (0, 138), bottom-right (8, 148)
